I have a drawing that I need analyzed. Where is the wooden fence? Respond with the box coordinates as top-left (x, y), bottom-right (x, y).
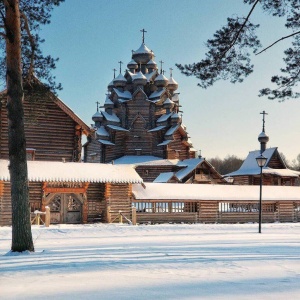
top-left (132, 200), bottom-right (300, 224)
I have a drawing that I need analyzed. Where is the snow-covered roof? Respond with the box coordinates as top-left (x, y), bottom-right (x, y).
top-left (144, 71), bottom-right (157, 82)
top-left (153, 172), bottom-right (175, 183)
top-left (149, 88), bottom-right (166, 100)
top-left (163, 98), bottom-right (174, 105)
top-left (155, 74), bottom-right (168, 83)
top-left (175, 158), bottom-right (205, 181)
top-left (168, 76), bottom-right (178, 85)
top-left (172, 94), bottom-right (179, 102)
top-left (165, 125), bottom-right (180, 136)
top-left (96, 126), bottom-right (109, 137)
top-left (157, 140), bottom-right (173, 146)
top-left (101, 111), bottom-right (120, 123)
top-left (148, 125), bottom-right (166, 132)
top-left (133, 71), bottom-right (147, 80)
top-left (225, 147), bottom-right (298, 177)
top-left (133, 43), bottom-right (152, 54)
top-left (113, 73), bottom-right (126, 82)
top-left (156, 113), bottom-right (172, 123)
top-left (104, 96), bottom-right (114, 106)
top-left (112, 156), bottom-right (179, 166)
top-left (98, 139), bottom-right (115, 145)
top-left (107, 124), bottom-right (129, 132)
top-left (0, 160), bottom-right (142, 183)
top-left (132, 183), bottom-right (300, 201)
top-left (113, 88), bottom-right (132, 100)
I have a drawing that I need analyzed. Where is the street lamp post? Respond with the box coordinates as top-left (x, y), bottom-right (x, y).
top-left (256, 154), bottom-right (267, 233)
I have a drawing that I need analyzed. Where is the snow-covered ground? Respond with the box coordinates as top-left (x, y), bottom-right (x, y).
top-left (1, 223), bottom-right (300, 300)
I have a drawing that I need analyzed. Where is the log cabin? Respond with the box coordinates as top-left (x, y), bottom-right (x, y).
top-left (0, 159), bottom-right (142, 226)
top-left (224, 148), bottom-right (300, 186)
top-left (0, 79), bottom-right (91, 162)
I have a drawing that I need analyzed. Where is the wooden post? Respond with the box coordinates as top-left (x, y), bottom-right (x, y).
top-left (132, 206), bottom-right (137, 225)
top-left (119, 211), bottom-right (123, 224)
top-left (106, 205), bottom-right (111, 223)
top-left (45, 206), bottom-right (50, 227)
top-left (35, 213), bottom-right (40, 225)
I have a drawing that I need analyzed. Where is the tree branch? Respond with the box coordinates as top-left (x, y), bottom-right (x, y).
top-left (256, 31), bottom-right (300, 55)
top-left (20, 11), bottom-right (35, 83)
top-left (0, 31), bottom-right (7, 40)
top-left (219, 0), bottom-right (260, 60)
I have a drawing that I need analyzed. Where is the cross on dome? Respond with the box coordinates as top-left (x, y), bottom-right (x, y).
top-left (260, 110), bottom-right (268, 132)
top-left (159, 60), bottom-right (164, 74)
top-left (118, 61), bottom-right (123, 74)
top-left (140, 28), bottom-right (147, 43)
top-left (95, 101), bottom-right (100, 112)
top-left (113, 68), bottom-right (117, 78)
top-left (170, 68), bottom-right (173, 77)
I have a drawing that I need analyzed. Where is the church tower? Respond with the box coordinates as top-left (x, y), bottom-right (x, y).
top-left (84, 30), bottom-right (196, 164)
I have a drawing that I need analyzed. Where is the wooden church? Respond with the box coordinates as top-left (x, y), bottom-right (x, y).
top-left (84, 31), bottom-right (225, 184)
top-left (224, 123), bottom-right (300, 186)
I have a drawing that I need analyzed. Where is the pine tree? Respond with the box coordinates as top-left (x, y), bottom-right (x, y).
top-left (176, 0), bottom-right (300, 101)
top-left (0, 0), bottom-right (64, 252)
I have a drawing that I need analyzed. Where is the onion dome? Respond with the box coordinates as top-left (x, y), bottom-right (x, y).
top-left (104, 95), bottom-right (114, 108)
top-left (168, 76), bottom-right (178, 91)
top-left (127, 59), bottom-right (138, 71)
top-left (147, 59), bottom-right (157, 72)
top-left (163, 98), bottom-right (174, 109)
top-left (133, 71), bottom-right (147, 86)
top-left (132, 43), bottom-right (154, 64)
top-left (96, 125), bottom-right (109, 138)
top-left (154, 73), bottom-right (169, 87)
top-left (107, 79), bottom-right (114, 91)
top-left (92, 111), bottom-right (103, 123)
top-left (171, 112), bottom-right (180, 123)
top-left (113, 73), bottom-right (127, 87)
top-left (258, 131), bottom-right (269, 144)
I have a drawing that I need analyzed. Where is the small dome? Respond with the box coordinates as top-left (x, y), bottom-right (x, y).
top-left (171, 112), bottom-right (180, 120)
top-left (108, 79), bottom-right (114, 89)
top-left (147, 59), bottom-right (157, 69)
top-left (133, 71), bottom-right (147, 86)
top-left (113, 73), bottom-right (127, 87)
top-left (96, 125), bottom-right (109, 138)
top-left (92, 111), bottom-right (103, 123)
top-left (258, 131), bottom-right (269, 144)
top-left (163, 98), bottom-right (174, 108)
top-left (104, 95), bottom-right (114, 108)
top-left (154, 73), bottom-right (169, 87)
top-left (168, 76), bottom-right (178, 91)
top-left (132, 43), bottom-right (154, 64)
top-left (127, 59), bottom-right (138, 70)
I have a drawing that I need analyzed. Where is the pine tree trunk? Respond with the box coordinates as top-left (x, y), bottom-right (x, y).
top-left (5, 0), bottom-right (34, 252)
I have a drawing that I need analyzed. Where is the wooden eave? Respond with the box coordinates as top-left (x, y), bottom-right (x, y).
top-left (1, 77), bottom-right (91, 136)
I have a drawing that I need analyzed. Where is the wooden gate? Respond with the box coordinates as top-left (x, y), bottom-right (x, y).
top-left (48, 194), bottom-right (82, 224)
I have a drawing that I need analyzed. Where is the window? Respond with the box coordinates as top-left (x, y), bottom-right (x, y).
top-left (26, 148), bottom-right (36, 161)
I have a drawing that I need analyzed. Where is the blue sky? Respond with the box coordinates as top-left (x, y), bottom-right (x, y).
top-left (39, 0), bottom-right (300, 162)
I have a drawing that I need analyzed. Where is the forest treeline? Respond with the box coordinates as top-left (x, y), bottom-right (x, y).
top-left (208, 153), bottom-right (300, 175)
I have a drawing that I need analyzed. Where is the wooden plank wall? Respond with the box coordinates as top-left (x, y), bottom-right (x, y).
top-left (198, 201), bottom-right (219, 223)
top-left (0, 182), bottom-right (12, 226)
top-left (106, 183), bottom-right (132, 223)
top-left (86, 183), bottom-right (106, 222)
top-left (135, 165), bottom-right (176, 182)
top-left (1, 97), bottom-right (81, 162)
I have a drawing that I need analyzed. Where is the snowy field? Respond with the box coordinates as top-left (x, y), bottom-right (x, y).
top-left (1, 223), bottom-right (300, 300)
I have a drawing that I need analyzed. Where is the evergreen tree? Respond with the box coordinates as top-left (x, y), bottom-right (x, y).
top-left (176, 0), bottom-right (300, 101)
top-left (0, 0), bottom-right (64, 252)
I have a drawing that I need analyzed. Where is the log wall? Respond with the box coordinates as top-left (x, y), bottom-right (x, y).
top-left (0, 96), bottom-right (82, 162)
